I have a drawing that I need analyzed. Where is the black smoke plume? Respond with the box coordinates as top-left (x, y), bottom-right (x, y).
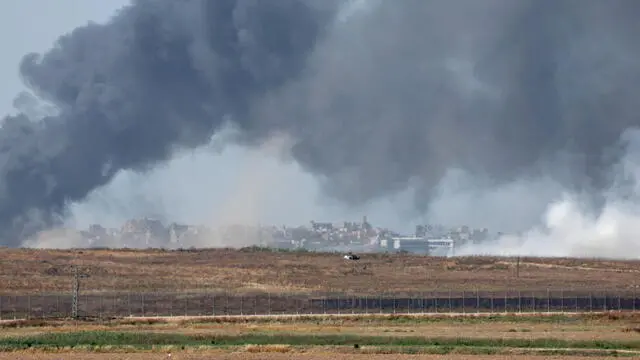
top-left (3, 0), bottom-right (640, 246)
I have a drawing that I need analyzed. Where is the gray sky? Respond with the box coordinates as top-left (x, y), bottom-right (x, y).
top-left (0, 1), bottom-right (127, 115)
top-left (0, 0), bottom-right (418, 233)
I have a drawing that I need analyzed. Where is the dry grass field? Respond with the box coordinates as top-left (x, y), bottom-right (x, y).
top-left (1, 247), bottom-right (640, 295)
top-left (2, 248), bottom-right (640, 358)
top-left (0, 354), bottom-right (627, 360)
top-left (1, 313), bottom-right (640, 358)
top-left (2, 312), bottom-right (640, 341)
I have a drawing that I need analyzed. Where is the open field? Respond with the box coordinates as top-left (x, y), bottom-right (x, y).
top-left (2, 248), bottom-right (639, 319)
top-left (0, 355), bottom-right (625, 360)
top-left (4, 312), bottom-right (640, 341)
top-left (2, 247), bottom-right (640, 295)
top-left (0, 355), bottom-right (629, 360)
top-left (1, 313), bottom-right (640, 358)
top-left (3, 248), bottom-right (640, 357)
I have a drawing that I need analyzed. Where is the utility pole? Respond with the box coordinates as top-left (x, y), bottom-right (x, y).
top-left (71, 265), bottom-right (90, 319)
top-left (516, 256), bottom-right (520, 278)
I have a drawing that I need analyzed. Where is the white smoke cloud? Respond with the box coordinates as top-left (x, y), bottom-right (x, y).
top-left (22, 227), bottom-right (86, 249)
top-left (453, 128), bottom-right (640, 259)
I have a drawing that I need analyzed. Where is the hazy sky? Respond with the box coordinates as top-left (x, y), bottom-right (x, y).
top-left (0, 0), bottom-right (419, 233)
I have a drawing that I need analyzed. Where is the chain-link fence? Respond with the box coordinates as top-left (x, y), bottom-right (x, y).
top-left (0, 289), bottom-right (637, 320)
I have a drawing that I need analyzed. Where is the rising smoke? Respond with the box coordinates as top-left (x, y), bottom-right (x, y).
top-left (4, 0), bottom-right (640, 257)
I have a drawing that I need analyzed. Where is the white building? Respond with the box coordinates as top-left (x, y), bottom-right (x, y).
top-left (382, 236), bottom-right (455, 255)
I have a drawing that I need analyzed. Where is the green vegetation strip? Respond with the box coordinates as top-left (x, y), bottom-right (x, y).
top-left (122, 313), bottom-right (585, 326)
top-left (0, 331), bottom-right (639, 351)
top-left (0, 314), bottom-right (593, 330)
top-left (345, 314), bottom-right (586, 324)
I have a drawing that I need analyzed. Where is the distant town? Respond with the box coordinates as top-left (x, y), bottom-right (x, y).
top-left (68, 216), bottom-right (501, 255)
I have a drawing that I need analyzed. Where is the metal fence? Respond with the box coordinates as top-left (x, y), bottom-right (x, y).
top-left (1, 289), bottom-right (638, 320)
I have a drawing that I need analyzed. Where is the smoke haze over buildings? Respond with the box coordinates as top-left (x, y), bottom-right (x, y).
top-left (3, 0), bottom-right (640, 257)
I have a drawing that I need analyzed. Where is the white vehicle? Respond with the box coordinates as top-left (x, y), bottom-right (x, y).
top-left (343, 252), bottom-right (360, 260)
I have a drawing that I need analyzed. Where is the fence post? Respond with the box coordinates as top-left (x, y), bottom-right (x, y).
top-left (504, 291), bottom-right (507, 313)
top-left (365, 295), bottom-right (368, 314)
top-left (240, 295), bottom-right (244, 316)
top-left (476, 288), bottom-right (479, 314)
top-left (127, 292), bottom-right (131, 317)
top-left (352, 296), bottom-right (355, 315)
top-left (434, 291), bottom-right (438, 313)
top-left (518, 291), bottom-right (522, 313)
top-left (393, 295), bottom-right (396, 314)
top-left (547, 289), bottom-right (550, 313)
top-left (28, 295), bottom-right (31, 320)
top-left (575, 293), bottom-right (578, 313)
top-left (212, 293), bottom-right (215, 316)
top-left (268, 292), bottom-right (271, 315)
top-left (200, 292), bottom-right (204, 316)
top-left (560, 289), bottom-right (564, 312)
top-left (449, 290), bottom-right (452, 313)
top-left (379, 293), bottom-right (382, 314)
top-left (226, 292), bottom-right (230, 316)
top-left (618, 293), bottom-right (621, 312)
top-left (165, 293), bottom-right (171, 317)
top-left (350, 295), bottom-right (354, 314)
top-left (141, 292), bottom-right (145, 317)
top-left (464, 291), bottom-right (467, 313)
top-left (532, 292), bottom-right (536, 313)
top-left (634, 287), bottom-right (637, 312)
top-left (490, 292), bottom-right (494, 312)
top-left (406, 297), bottom-right (410, 314)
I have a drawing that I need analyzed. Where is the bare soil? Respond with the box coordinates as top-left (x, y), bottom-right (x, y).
top-left (1, 248), bottom-right (639, 295)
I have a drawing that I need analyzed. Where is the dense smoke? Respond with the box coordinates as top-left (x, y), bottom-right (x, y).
top-left (1, 0), bottom-right (339, 245)
top-left (4, 0), bottom-right (640, 253)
